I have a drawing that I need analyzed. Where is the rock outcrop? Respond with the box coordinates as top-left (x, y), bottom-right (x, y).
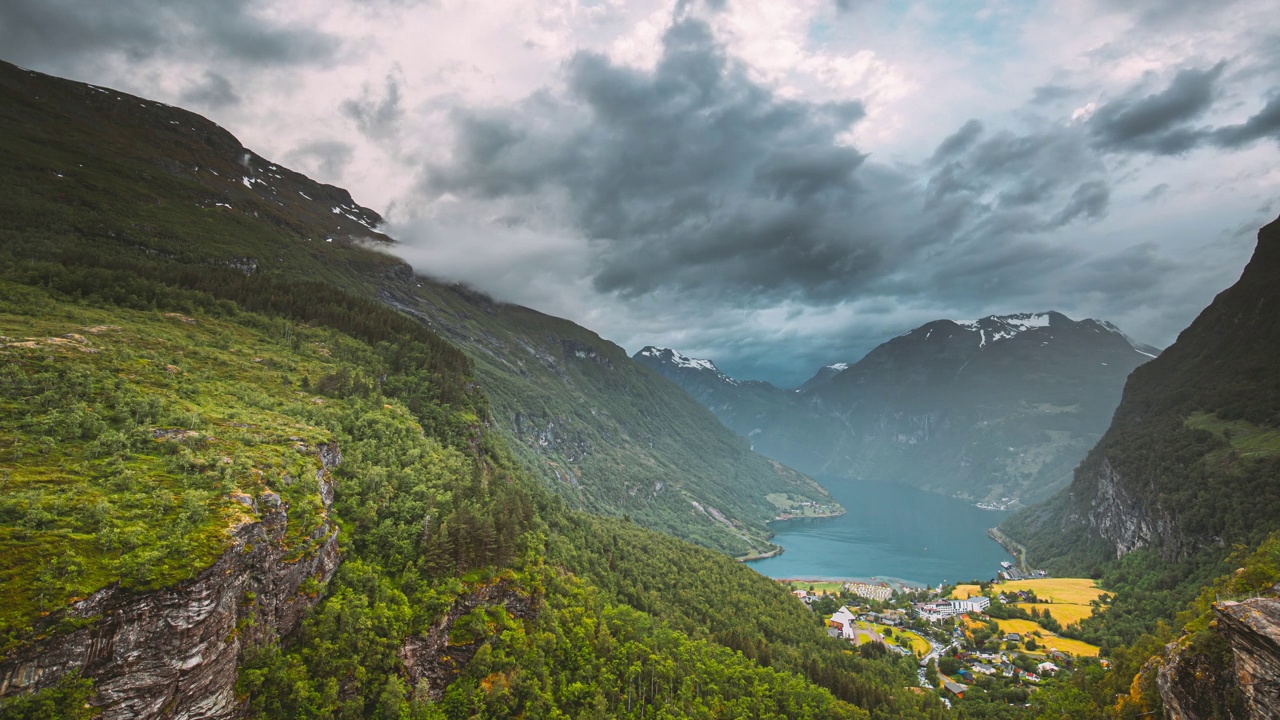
top-left (0, 444), bottom-right (343, 719)
top-left (1157, 593), bottom-right (1280, 720)
top-left (1216, 596), bottom-right (1280, 718)
top-left (399, 581), bottom-right (539, 700)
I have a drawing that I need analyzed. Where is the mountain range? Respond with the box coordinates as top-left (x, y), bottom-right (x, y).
top-left (0, 60), bottom-right (904, 719)
top-left (3, 57), bottom-right (1280, 720)
top-left (636, 311), bottom-right (1159, 506)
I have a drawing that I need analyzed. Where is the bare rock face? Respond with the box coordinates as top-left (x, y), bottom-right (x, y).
top-left (399, 581), bottom-right (538, 700)
top-left (1157, 594), bottom-right (1280, 720)
top-left (1216, 597), bottom-right (1280, 719)
top-left (0, 444), bottom-right (343, 719)
top-left (1085, 458), bottom-right (1187, 561)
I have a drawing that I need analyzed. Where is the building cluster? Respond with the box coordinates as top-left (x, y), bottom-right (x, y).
top-left (842, 581), bottom-right (894, 602)
top-left (941, 651), bottom-right (1061, 698)
top-left (912, 595), bottom-right (990, 622)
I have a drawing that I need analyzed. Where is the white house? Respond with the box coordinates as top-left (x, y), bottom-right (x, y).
top-left (914, 601), bottom-right (958, 622)
top-left (829, 606), bottom-right (858, 639)
top-left (950, 596), bottom-right (991, 613)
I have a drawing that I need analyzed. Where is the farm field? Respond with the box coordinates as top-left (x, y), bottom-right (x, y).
top-left (786, 580), bottom-right (846, 595)
top-left (994, 619), bottom-right (1100, 657)
top-left (853, 621), bottom-right (931, 656)
top-left (992, 578), bottom-right (1105, 605)
top-left (1014, 602), bottom-right (1095, 626)
top-left (953, 577), bottom-right (1105, 604)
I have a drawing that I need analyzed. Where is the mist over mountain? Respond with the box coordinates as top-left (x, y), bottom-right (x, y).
top-left (637, 311), bottom-right (1157, 505)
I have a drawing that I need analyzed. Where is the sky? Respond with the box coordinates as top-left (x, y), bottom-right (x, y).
top-left (2, 0), bottom-right (1278, 387)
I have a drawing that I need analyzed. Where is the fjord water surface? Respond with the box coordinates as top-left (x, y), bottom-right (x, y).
top-left (746, 476), bottom-right (1013, 586)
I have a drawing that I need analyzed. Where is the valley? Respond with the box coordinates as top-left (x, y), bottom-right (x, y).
top-left (1, 49), bottom-right (1278, 720)
top-left (636, 312), bottom-right (1157, 508)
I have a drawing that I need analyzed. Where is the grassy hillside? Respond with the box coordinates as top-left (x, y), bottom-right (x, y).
top-left (0, 59), bottom-right (836, 559)
top-left (397, 286), bottom-right (840, 557)
top-left (0, 62), bottom-right (936, 718)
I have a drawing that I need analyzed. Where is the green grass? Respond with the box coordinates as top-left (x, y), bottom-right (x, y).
top-left (0, 281), bottom-right (358, 654)
top-left (1186, 411), bottom-right (1280, 459)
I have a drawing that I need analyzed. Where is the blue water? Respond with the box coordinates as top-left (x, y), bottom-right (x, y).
top-left (747, 477), bottom-right (1013, 587)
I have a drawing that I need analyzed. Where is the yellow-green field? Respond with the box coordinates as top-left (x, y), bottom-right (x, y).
top-left (994, 619), bottom-right (1100, 657)
top-left (853, 621), bottom-right (931, 656)
top-left (1014, 602), bottom-right (1096, 626)
top-left (787, 580), bottom-right (846, 595)
top-left (993, 578), bottom-right (1105, 605)
top-left (953, 578), bottom-right (1105, 604)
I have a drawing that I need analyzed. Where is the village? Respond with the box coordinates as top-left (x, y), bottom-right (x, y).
top-left (784, 572), bottom-right (1107, 709)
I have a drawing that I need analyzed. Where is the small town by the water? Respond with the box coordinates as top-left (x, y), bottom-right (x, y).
top-left (781, 557), bottom-right (1101, 707)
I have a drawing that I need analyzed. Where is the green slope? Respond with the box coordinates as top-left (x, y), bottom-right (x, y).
top-left (0, 62), bottom-right (939, 719)
top-left (999, 215), bottom-right (1280, 649)
top-left (0, 59), bottom-right (837, 559)
top-left (393, 286), bottom-right (840, 557)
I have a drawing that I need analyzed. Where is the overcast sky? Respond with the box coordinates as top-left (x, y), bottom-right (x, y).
top-left (3, 0), bottom-right (1278, 386)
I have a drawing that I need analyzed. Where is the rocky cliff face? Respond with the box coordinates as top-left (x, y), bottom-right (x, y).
top-left (0, 444), bottom-right (343, 719)
top-left (1085, 458), bottom-right (1188, 560)
top-left (399, 580), bottom-right (539, 700)
top-left (1005, 215), bottom-right (1280, 568)
top-left (1215, 596), bottom-right (1280, 718)
top-left (1157, 592), bottom-right (1280, 720)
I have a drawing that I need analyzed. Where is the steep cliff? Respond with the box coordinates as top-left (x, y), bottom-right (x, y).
top-left (0, 445), bottom-right (341, 719)
top-left (1154, 591), bottom-right (1280, 720)
top-left (1004, 215), bottom-right (1280, 567)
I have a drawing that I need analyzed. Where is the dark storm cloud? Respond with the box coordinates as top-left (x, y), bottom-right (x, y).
top-left (283, 140), bottom-right (354, 182)
top-left (1141, 183), bottom-right (1170, 202)
top-left (1030, 84), bottom-right (1075, 105)
top-left (179, 72), bottom-right (240, 109)
top-left (1089, 63), bottom-right (1225, 154)
top-left (930, 119), bottom-right (983, 164)
top-left (341, 76), bottom-right (404, 141)
top-left (423, 18), bottom-right (891, 302)
top-left (1050, 180), bottom-right (1110, 227)
top-left (0, 0), bottom-right (336, 72)
top-left (1064, 243), bottom-right (1185, 314)
top-left (414, 15), bottom-right (1117, 316)
top-left (1211, 93), bottom-right (1280, 148)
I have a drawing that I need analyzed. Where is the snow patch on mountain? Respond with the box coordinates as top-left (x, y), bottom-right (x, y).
top-left (637, 347), bottom-right (739, 385)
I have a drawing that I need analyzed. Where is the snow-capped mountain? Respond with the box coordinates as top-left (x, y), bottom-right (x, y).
top-left (636, 311), bottom-right (1159, 506)
top-left (636, 347), bottom-right (740, 386)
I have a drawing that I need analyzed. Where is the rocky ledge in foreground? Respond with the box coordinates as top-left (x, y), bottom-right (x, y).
top-left (0, 445), bottom-right (344, 720)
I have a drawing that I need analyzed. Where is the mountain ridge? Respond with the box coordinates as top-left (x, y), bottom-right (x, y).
top-left (0, 57), bottom-right (835, 560)
top-left (636, 310), bottom-right (1157, 504)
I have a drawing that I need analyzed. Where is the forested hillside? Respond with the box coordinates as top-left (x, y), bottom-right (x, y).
top-left (0, 59), bottom-right (835, 560)
top-left (992, 217), bottom-right (1280, 711)
top-left (1003, 216), bottom-right (1280, 582)
top-left (0, 61), bottom-right (934, 719)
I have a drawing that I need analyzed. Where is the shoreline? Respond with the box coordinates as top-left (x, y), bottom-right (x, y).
top-left (771, 507), bottom-right (846, 522)
top-left (768, 576), bottom-right (929, 593)
top-left (737, 545), bottom-right (785, 562)
top-left (987, 527), bottom-right (1028, 572)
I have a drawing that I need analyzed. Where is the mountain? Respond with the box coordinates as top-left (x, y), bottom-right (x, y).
top-left (993, 218), bottom-right (1280, 719)
top-left (0, 60), bottom-right (836, 560)
top-left (385, 288), bottom-right (841, 558)
top-left (1003, 215), bottom-right (1280, 569)
top-left (0, 61), bottom-right (932, 719)
top-left (637, 311), bottom-right (1157, 506)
